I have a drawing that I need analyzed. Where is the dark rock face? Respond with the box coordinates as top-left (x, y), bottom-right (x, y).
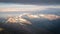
top-left (0, 18), bottom-right (60, 34)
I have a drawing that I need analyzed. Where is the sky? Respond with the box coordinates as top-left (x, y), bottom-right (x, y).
top-left (0, 0), bottom-right (60, 4)
top-left (0, 0), bottom-right (60, 12)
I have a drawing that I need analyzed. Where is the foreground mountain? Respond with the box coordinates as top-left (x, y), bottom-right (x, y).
top-left (0, 13), bottom-right (60, 34)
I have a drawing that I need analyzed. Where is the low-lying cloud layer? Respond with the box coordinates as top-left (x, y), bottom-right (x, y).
top-left (0, 4), bottom-right (60, 12)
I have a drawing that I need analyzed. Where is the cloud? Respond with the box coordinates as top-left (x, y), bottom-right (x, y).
top-left (39, 14), bottom-right (60, 20)
top-left (0, 4), bottom-right (60, 12)
top-left (0, 4), bottom-right (46, 12)
top-left (18, 13), bottom-right (40, 18)
top-left (0, 7), bottom-right (45, 12)
top-left (19, 13), bottom-right (60, 20)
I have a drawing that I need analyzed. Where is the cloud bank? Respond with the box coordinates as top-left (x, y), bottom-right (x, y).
top-left (0, 3), bottom-right (60, 12)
